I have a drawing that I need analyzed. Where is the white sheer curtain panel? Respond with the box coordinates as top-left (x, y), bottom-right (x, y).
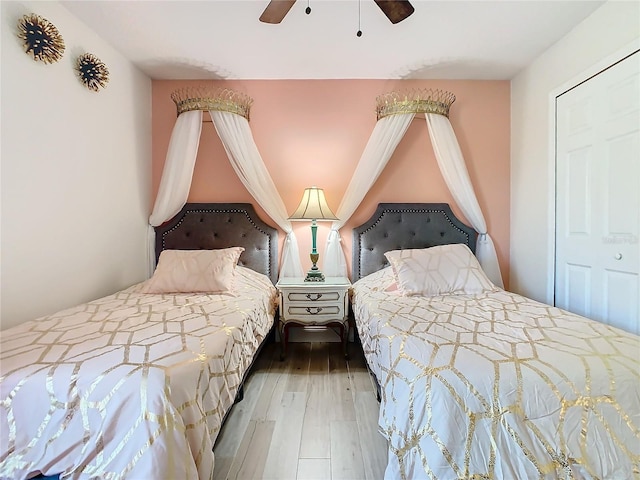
top-left (209, 110), bottom-right (304, 278)
top-left (147, 110), bottom-right (203, 274)
top-left (323, 113), bottom-right (415, 278)
top-left (425, 113), bottom-right (504, 287)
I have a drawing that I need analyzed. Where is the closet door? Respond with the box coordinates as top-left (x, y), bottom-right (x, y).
top-left (555, 51), bottom-right (640, 334)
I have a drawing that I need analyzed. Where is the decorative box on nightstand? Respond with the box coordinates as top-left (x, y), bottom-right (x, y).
top-left (276, 277), bottom-right (351, 359)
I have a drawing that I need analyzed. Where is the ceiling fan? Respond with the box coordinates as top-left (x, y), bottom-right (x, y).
top-left (259, 0), bottom-right (415, 25)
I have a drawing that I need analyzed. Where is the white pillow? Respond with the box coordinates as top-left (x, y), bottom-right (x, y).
top-left (384, 244), bottom-right (495, 296)
top-left (140, 247), bottom-right (244, 294)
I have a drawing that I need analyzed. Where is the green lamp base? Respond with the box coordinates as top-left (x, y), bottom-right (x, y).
top-left (304, 269), bottom-right (325, 282)
top-left (304, 252), bottom-right (324, 282)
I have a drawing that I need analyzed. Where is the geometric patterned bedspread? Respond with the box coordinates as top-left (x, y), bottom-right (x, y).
top-left (0, 266), bottom-right (276, 480)
top-left (352, 267), bottom-right (640, 480)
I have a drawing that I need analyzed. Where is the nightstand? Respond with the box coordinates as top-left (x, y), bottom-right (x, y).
top-left (276, 277), bottom-right (351, 359)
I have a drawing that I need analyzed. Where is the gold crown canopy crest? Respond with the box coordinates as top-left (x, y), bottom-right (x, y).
top-left (376, 89), bottom-right (456, 120)
top-left (170, 86), bottom-right (254, 120)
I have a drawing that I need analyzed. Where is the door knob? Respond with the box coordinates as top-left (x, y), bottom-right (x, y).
top-left (615, 253), bottom-right (623, 260)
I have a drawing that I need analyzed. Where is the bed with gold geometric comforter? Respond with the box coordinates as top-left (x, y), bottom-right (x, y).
top-left (352, 267), bottom-right (640, 480)
top-left (0, 266), bottom-right (276, 480)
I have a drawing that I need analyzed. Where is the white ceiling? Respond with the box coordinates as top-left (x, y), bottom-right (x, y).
top-left (60, 0), bottom-right (605, 80)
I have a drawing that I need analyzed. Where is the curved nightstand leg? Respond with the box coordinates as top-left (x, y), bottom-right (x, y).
top-left (279, 322), bottom-right (287, 361)
top-left (280, 324), bottom-right (287, 361)
top-left (342, 322), bottom-right (349, 359)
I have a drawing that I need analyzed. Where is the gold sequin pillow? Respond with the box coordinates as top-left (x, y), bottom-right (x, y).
top-left (141, 247), bottom-right (244, 294)
top-left (384, 244), bottom-right (495, 296)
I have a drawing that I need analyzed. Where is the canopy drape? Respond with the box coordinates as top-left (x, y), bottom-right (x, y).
top-left (147, 109), bottom-right (203, 274)
top-left (209, 110), bottom-right (303, 277)
top-left (149, 110), bottom-right (203, 227)
top-left (148, 86), bottom-right (303, 279)
top-left (425, 113), bottom-right (503, 287)
top-left (322, 113), bottom-right (414, 277)
top-left (323, 89), bottom-right (504, 288)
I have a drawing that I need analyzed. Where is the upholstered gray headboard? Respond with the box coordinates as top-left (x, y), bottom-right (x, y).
top-left (154, 203), bottom-right (278, 284)
top-left (352, 203), bottom-right (477, 281)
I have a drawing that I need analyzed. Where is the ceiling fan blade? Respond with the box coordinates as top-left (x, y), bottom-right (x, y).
top-left (259, 0), bottom-right (297, 24)
top-left (373, 0), bottom-right (414, 24)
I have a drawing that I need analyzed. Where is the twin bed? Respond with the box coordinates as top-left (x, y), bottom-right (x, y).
top-left (0, 203), bottom-right (278, 480)
top-left (350, 203), bottom-right (640, 479)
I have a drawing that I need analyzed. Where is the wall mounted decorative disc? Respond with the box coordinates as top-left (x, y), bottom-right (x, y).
top-left (75, 53), bottom-right (109, 92)
top-left (17, 13), bottom-right (65, 64)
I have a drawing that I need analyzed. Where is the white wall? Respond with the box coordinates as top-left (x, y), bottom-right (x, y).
top-left (510, 0), bottom-right (640, 303)
top-left (1, 1), bottom-right (152, 329)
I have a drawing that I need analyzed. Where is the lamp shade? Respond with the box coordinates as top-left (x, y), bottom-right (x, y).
top-left (288, 186), bottom-right (338, 221)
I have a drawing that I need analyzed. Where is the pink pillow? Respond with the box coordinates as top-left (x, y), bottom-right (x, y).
top-left (141, 247), bottom-right (244, 294)
top-left (384, 244), bottom-right (495, 296)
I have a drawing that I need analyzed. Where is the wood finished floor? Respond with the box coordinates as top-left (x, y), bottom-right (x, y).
top-left (213, 341), bottom-right (388, 480)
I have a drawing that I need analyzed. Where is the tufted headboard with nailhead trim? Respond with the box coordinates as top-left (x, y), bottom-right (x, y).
top-left (154, 203), bottom-right (278, 284)
top-left (352, 203), bottom-right (477, 281)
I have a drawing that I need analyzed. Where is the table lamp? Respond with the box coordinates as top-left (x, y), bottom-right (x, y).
top-left (288, 186), bottom-right (338, 282)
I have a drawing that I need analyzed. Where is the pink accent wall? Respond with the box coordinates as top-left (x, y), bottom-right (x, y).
top-left (152, 80), bottom-right (510, 286)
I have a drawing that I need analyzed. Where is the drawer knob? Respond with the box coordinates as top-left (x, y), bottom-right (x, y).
top-left (306, 307), bottom-right (323, 314)
top-left (306, 293), bottom-right (323, 301)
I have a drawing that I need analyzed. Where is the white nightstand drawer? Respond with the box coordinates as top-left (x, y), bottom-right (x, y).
top-left (287, 305), bottom-right (342, 317)
top-left (286, 291), bottom-right (341, 302)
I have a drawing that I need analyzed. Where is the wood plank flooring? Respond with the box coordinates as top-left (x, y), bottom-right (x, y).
top-left (213, 341), bottom-right (388, 480)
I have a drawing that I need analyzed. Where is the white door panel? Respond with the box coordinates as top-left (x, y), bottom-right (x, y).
top-left (555, 51), bottom-right (640, 334)
top-left (565, 147), bottom-right (591, 236)
top-left (604, 270), bottom-right (638, 332)
top-left (564, 263), bottom-right (591, 318)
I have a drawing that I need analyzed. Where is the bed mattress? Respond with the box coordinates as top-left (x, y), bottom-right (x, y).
top-left (352, 267), bottom-right (640, 480)
top-left (0, 266), bottom-right (276, 480)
